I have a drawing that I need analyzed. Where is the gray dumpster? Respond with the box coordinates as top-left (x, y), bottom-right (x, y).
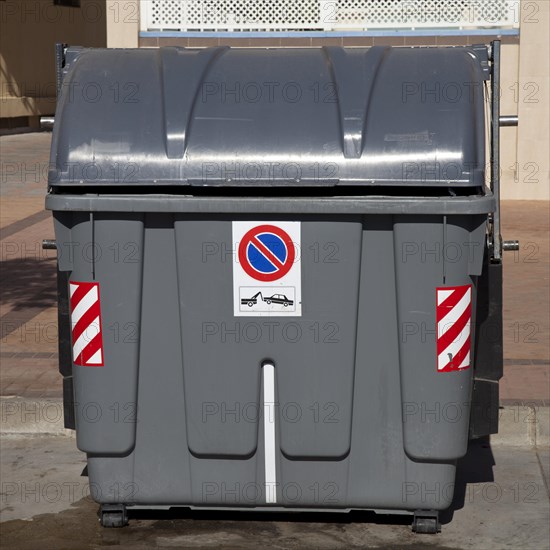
top-left (46, 43), bottom-right (506, 532)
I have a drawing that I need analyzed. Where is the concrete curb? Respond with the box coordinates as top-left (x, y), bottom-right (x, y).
top-left (0, 397), bottom-right (73, 437)
top-left (492, 404), bottom-right (550, 448)
top-left (1, 398), bottom-right (548, 447)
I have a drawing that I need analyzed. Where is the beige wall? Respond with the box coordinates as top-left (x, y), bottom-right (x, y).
top-left (106, 0), bottom-right (139, 48)
top-left (0, 0), bottom-right (107, 119)
top-left (504, 0), bottom-right (549, 200)
top-left (500, 44), bottom-right (521, 199)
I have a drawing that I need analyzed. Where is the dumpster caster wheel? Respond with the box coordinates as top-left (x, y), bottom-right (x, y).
top-left (412, 510), bottom-right (440, 534)
top-left (100, 504), bottom-right (128, 528)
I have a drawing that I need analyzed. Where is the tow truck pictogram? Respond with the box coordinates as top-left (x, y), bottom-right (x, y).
top-left (241, 292), bottom-right (294, 308)
top-left (241, 292), bottom-right (263, 307)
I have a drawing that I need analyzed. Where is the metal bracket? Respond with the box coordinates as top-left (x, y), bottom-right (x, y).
top-left (499, 115), bottom-right (518, 127)
top-left (489, 41), bottom-right (520, 261)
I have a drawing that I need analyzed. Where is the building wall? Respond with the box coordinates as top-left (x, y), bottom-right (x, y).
top-left (0, 0), bottom-right (107, 121)
top-left (511, 0), bottom-right (549, 200)
top-left (106, 0), bottom-right (139, 48)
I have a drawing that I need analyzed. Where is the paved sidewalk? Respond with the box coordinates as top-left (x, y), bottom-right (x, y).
top-left (0, 435), bottom-right (548, 549)
top-left (1, 133), bottom-right (59, 398)
top-left (0, 132), bottom-right (549, 404)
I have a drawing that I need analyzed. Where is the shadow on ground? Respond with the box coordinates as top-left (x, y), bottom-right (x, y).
top-left (0, 258), bottom-right (57, 311)
top-left (441, 437), bottom-right (496, 525)
top-left (0, 257), bottom-right (57, 340)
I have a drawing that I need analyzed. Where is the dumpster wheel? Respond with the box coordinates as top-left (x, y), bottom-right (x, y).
top-left (99, 504), bottom-right (129, 528)
top-left (412, 510), bottom-right (441, 534)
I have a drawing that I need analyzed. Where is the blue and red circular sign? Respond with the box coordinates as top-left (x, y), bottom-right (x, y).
top-left (238, 224), bottom-right (295, 282)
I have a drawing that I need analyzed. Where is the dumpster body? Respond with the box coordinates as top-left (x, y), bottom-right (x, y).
top-left (47, 45), bottom-right (501, 530)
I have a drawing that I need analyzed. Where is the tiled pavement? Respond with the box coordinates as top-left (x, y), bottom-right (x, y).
top-left (499, 199), bottom-right (549, 404)
top-left (0, 133), bottom-right (548, 403)
top-left (1, 133), bottom-right (59, 398)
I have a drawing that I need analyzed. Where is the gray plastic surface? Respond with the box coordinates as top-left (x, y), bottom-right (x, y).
top-left (46, 193), bottom-right (495, 215)
top-left (49, 45), bottom-right (488, 188)
top-left (52, 210), bottom-right (486, 511)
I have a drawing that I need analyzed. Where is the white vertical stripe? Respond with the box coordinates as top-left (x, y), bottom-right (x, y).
top-left (437, 288), bottom-right (454, 305)
top-left (71, 286), bottom-right (98, 326)
top-left (263, 363), bottom-right (277, 504)
top-left (437, 288), bottom-right (471, 338)
top-left (72, 317), bottom-right (100, 362)
top-left (437, 322), bottom-right (471, 371)
top-left (86, 349), bottom-right (103, 365)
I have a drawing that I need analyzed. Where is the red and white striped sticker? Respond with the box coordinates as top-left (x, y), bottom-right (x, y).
top-left (69, 281), bottom-right (104, 367)
top-left (436, 285), bottom-right (472, 373)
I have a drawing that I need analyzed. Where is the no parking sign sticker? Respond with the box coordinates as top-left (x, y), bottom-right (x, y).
top-left (233, 221), bottom-right (301, 317)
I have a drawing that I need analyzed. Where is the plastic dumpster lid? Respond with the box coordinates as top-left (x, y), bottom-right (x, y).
top-left (49, 45), bottom-right (489, 189)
